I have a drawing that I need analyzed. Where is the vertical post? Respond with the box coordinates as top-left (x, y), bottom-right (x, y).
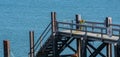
top-left (101, 28), bottom-right (103, 41)
top-left (70, 20), bottom-right (73, 35)
top-left (106, 43), bottom-right (112, 57)
top-left (114, 43), bottom-right (117, 57)
top-left (77, 37), bottom-right (87, 57)
top-left (29, 31), bottom-right (34, 57)
top-left (51, 12), bottom-right (57, 57)
top-left (114, 43), bottom-right (120, 57)
top-left (76, 14), bottom-right (81, 30)
top-left (75, 15), bottom-right (82, 57)
top-left (105, 17), bottom-right (112, 57)
top-left (77, 39), bottom-right (81, 57)
top-left (3, 40), bottom-right (10, 57)
top-left (51, 12), bottom-right (57, 34)
top-left (81, 37), bottom-right (87, 57)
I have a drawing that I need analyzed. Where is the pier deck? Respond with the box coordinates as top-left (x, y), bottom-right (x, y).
top-left (60, 30), bottom-right (119, 43)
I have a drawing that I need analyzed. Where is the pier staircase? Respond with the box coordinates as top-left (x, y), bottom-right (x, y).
top-left (36, 34), bottom-right (72, 57)
top-left (33, 21), bottom-right (75, 57)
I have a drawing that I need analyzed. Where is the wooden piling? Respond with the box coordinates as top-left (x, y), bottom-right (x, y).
top-left (51, 12), bottom-right (57, 57)
top-left (77, 39), bottom-right (81, 57)
top-left (51, 12), bottom-right (57, 33)
top-left (29, 31), bottom-right (34, 57)
top-left (3, 40), bottom-right (10, 57)
top-left (107, 44), bottom-right (112, 57)
top-left (114, 44), bottom-right (117, 57)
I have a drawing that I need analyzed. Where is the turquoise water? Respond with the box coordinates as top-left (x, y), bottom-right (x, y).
top-left (0, 0), bottom-right (120, 57)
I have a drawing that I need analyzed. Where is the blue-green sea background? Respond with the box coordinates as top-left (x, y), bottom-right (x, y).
top-left (0, 0), bottom-right (120, 57)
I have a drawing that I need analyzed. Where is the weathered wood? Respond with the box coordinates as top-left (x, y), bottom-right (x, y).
top-left (87, 42), bottom-right (106, 57)
top-left (89, 43), bottom-right (107, 57)
top-left (3, 40), bottom-right (10, 57)
top-left (51, 12), bottom-right (57, 57)
top-left (77, 39), bottom-right (81, 57)
top-left (106, 43), bottom-right (112, 57)
top-left (29, 31), bottom-right (34, 57)
top-left (76, 14), bottom-right (81, 29)
top-left (35, 13), bottom-right (120, 57)
top-left (114, 44), bottom-right (117, 57)
top-left (114, 44), bottom-right (120, 57)
top-left (51, 12), bottom-right (57, 34)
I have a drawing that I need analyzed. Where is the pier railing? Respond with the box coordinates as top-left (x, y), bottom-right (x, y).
top-left (57, 20), bottom-right (120, 39)
top-left (34, 22), bottom-right (52, 53)
top-left (28, 22), bottom-right (52, 57)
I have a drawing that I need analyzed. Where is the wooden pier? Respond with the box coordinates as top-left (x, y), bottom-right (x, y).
top-left (28, 12), bottom-right (120, 57)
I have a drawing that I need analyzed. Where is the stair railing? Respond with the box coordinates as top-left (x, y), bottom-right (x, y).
top-left (32, 22), bottom-right (52, 56)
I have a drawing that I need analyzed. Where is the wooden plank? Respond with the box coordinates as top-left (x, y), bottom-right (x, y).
top-left (61, 30), bottom-right (119, 41)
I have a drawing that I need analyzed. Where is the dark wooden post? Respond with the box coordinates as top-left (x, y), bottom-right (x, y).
top-left (29, 31), bottom-right (34, 57)
top-left (105, 17), bottom-right (112, 57)
top-left (77, 37), bottom-right (87, 57)
top-left (3, 40), bottom-right (10, 57)
top-left (51, 12), bottom-right (57, 33)
top-left (114, 44), bottom-right (117, 57)
top-left (76, 39), bottom-right (81, 57)
top-left (51, 12), bottom-right (58, 57)
top-left (76, 15), bottom-right (80, 30)
top-left (106, 43), bottom-right (112, 57)
top-left (114, 43), bottom-right (120, 57)
top-left (76, 15), bottom-right (81, 56)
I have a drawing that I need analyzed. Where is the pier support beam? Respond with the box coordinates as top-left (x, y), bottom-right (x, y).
top-left (3, 40), bottom-right (10, 57)
top-left (29, 31), bottom-right (34, 57)
top-left (106, 44), bottom-right (112, 57)
top-left (89, 43), bottom-right (107, 57)
top-left (51, 12), bottom-right (58, 57)
top-left (114, 44), bottom-right (120, 57)
top-left (77, 37), bottom-right (87, 57)
top-left (77, 39), bottom-right (81, 57)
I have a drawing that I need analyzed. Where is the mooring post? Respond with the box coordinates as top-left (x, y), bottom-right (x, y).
top-left (51, 12), bottom-right (58, 57)
top-left (3, 40), bottom-right (10, 57)
top-left (29, 31), bottom-right (34, 57)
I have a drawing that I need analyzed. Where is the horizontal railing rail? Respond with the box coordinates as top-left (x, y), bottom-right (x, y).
top-left (57, 21), bottom-right (120, 37)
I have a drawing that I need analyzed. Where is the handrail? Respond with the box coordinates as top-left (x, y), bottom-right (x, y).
top-left (33, 22), bottom-right (51, 54)
top-left (57, 21), bottom-right (120, 31)
top-left (57, 21), bottom-right (120, 37)
top-left (85, 21), bottom-right (104, 25)
top-left (58, 21), bottom-right (106, 29)
top-left (34, 22), bottom-right (51, 47)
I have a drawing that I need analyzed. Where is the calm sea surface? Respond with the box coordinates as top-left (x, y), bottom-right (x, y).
top-left (0, 0), bottom-right (120, 57)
